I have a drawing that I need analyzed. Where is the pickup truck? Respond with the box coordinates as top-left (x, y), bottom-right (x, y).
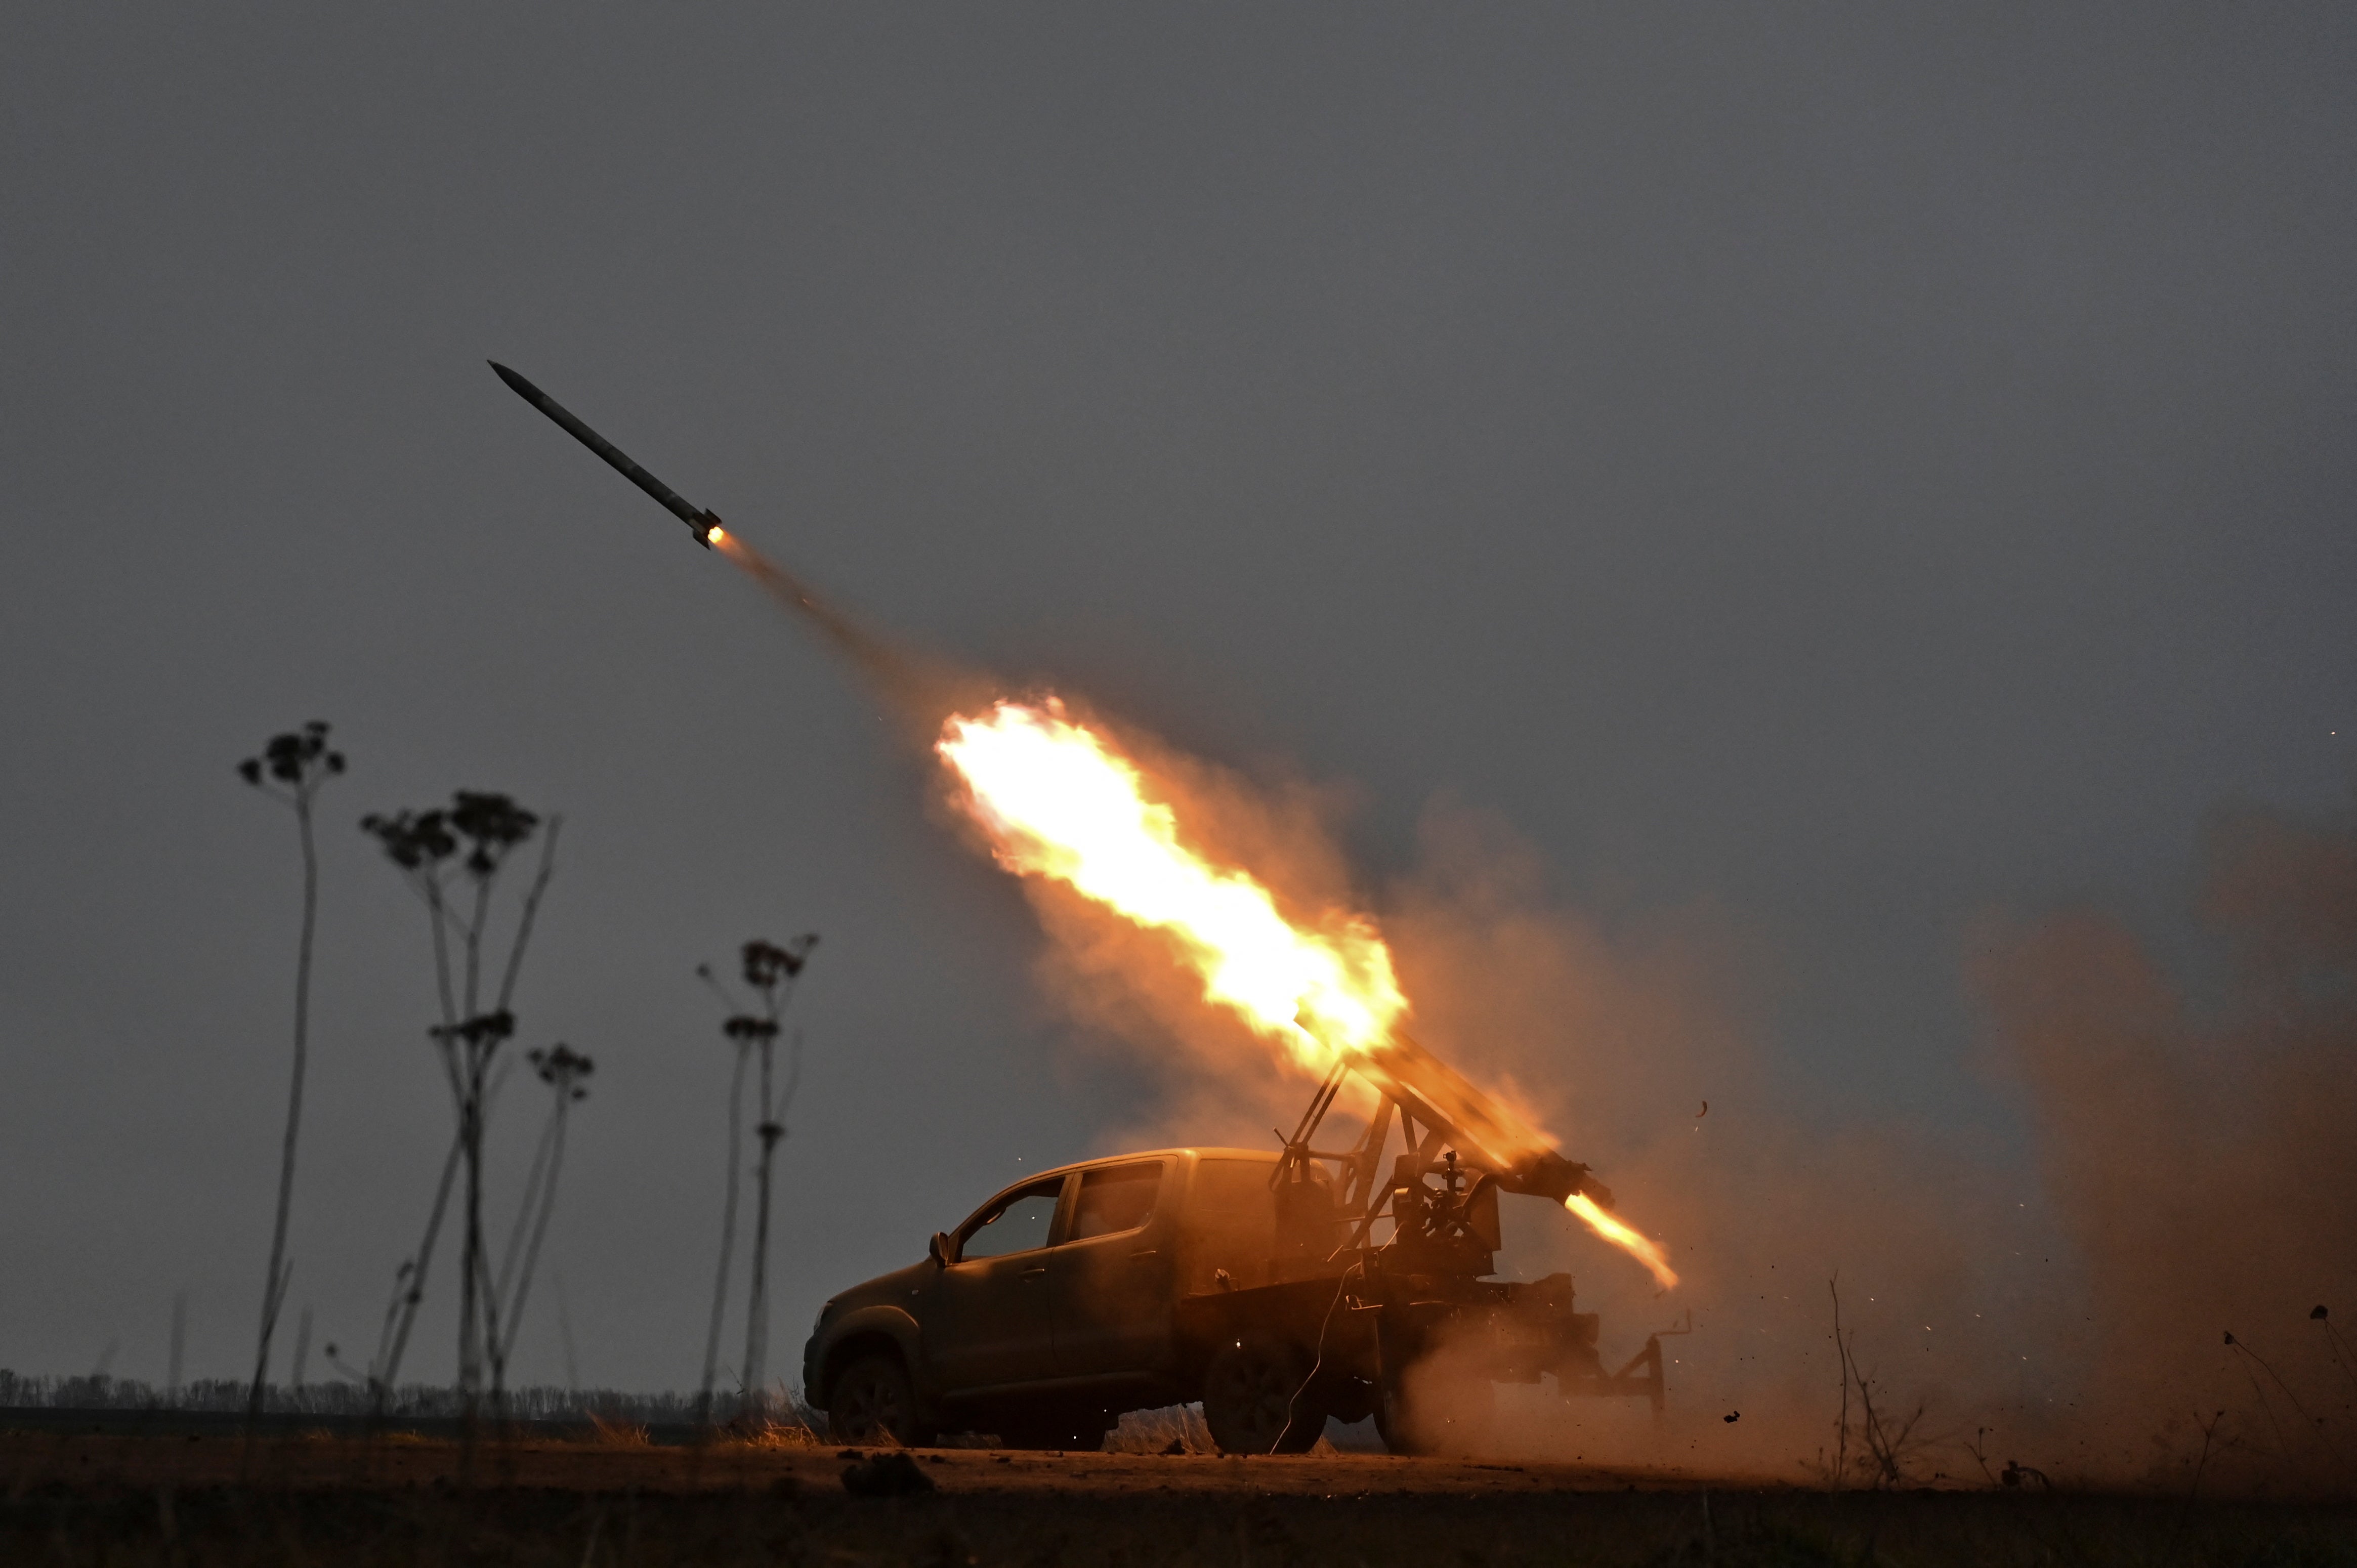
top-left (801, 1142), bottom-right (1663, 1454)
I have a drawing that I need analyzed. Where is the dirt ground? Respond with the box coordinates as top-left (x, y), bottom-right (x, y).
top-left (0, 1427), bottom-right (1714, 1498)
top-left (3, 1431), bottom-right (2351, 1566)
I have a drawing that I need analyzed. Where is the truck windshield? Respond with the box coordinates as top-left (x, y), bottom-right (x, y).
top-left (958, 1178), bottom-right (1063, 1259)
top-left (1069, 1161), bottom-right (1162, 1241)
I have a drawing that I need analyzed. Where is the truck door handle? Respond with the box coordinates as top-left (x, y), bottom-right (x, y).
top-left (1128, 1249), bottom-right (1159, 1260)
top-left (1020, 1266), bottom-right (1048, 1279)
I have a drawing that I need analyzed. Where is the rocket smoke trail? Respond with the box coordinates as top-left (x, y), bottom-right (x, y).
top-left (706, 527), bottom-right (952, 719)
top-left (487, 361), bottom-right (963, 724)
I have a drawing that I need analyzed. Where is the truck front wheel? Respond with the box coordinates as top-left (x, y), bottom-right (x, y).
top-left (1202, 1338), bottom-right (1324, 1455)
top-left (828, 1353), bottom-right (935, 1447)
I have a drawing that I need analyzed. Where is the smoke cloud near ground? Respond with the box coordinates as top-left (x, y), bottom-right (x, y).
top-left (961, 700), bottom-right (2355, 1492)
top-left (1974, 798), bottom-right (2357, 1492)
top-left (1381, 802), bottom-right (2050, 1484)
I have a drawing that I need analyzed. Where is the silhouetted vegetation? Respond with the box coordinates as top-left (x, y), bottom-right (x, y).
top-left (694, 936), bottom-right (818, 1425)
top-left (233, 721), bottom-right (345, 1440)
top-left (738, 938), bottom-right (816, 1420)
top-left (489, 1044), bottom-right (595, 1401)
top-left (359, 791), bottom-right (561, 1443)
top-left (1815, 1274), bottom-right (1931, 1491)
top-left (692, 965), bottom-right (752, 1430)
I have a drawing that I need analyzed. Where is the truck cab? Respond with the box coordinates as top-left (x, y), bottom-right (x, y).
top-left (804, 1149), bottom-right (1270, 1449)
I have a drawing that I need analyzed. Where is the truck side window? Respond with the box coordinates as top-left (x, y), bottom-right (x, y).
top-left (957, 1177), bottom-right (1064, 1260)
top-left (1068, 1162), bottom-right (1162, 1242)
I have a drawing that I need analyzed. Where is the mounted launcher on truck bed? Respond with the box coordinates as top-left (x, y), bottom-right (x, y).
top-left (804, 1027), bottom-right (1678, 1454)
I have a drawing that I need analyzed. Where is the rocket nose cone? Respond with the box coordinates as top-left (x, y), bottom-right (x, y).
top-left (488, 361), bottom-right (533, 398)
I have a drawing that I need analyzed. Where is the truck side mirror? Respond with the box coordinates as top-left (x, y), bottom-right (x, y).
top-left (928, 1231), bottom-right (955, 1268)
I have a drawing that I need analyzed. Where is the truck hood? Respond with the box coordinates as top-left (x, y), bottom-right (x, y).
top-left (824, 1257), bottom-right (936, 1319)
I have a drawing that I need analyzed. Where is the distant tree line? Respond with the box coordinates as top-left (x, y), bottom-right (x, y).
top-left (0, 1369), bottom-right (736, 1427)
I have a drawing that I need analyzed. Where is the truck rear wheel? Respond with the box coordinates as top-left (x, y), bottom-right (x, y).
top-left (1202, 1338), bottom-right (1324, 1455)
top-left (828, 1352), bottom-right (935, 1447)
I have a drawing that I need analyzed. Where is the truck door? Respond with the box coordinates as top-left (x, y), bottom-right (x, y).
top-left (1178, 1155), bottom-right (1280, 1292)
top-left (1048, 1160), bottom-right (1174, 1377)
top-left (924, 1175), bottom-right (1068, 1390)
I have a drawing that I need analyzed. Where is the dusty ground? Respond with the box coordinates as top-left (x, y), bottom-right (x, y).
top-left (0, 1427), bottom-right (1715, 1498)
top-left (3, 1431), bottom-right (2351, 1565)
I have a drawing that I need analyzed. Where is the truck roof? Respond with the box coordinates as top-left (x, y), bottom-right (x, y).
top-left (1014, 1147), bottom-right (1278, 1185)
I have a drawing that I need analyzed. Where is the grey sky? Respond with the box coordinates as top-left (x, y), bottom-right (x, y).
top-left (3, 7), bottom-right (2351, 1395)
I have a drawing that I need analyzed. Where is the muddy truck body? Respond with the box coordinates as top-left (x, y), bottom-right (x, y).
top-left (803, 1032), bottom-right (1675, 1454)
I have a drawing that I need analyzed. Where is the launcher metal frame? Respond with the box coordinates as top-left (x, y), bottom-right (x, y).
top-left (1262, 1034), bottom-right (1676, 1415)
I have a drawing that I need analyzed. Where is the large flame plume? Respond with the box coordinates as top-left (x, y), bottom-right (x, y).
top-left (937, 696), bottom-right (1677, 1289)
top-left (937, 699), bottom-right (1404, 1069)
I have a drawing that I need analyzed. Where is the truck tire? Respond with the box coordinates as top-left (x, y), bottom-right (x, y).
top-left (827, 1352), bottom-right (935, 1447)
top-left (1202, 1338), bottom-right (1324, 1455)
top-left (1374, 1364), bottom-right (1494, 1457)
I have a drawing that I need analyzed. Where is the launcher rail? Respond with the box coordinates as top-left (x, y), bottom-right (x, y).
top-left (1243, 1024), bottom-right (1677, 1422)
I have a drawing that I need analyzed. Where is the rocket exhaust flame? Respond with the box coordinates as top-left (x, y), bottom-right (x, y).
top-left (937, 696), bottom-right (1680, 1289)
top-left (937, 699), bottom-right (1404, 1071)
top-left (1568, 1193), bottom-right (1680, 1292)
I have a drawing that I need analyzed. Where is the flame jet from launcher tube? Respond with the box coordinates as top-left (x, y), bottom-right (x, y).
top-left (486, 362), bottom-right (945, 716)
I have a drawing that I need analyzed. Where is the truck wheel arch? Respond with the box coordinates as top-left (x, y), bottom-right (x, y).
top-left (815, 1307), bottom-right (924, 1408)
